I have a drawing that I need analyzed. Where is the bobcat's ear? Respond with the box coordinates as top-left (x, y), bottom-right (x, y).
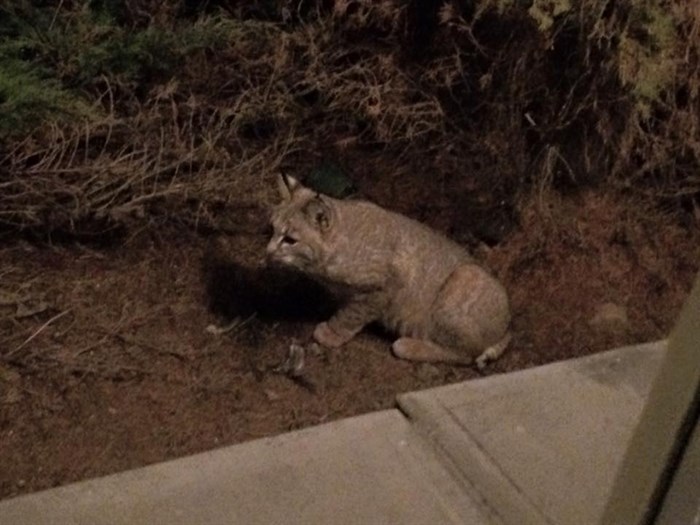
top-left (276, 172), bottom-right (301, 201)
top-left (304, 195), bottom-right (334, 232)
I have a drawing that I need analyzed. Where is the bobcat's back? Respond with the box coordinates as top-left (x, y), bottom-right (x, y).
top-left (326, 200), bottom-right (472, 334)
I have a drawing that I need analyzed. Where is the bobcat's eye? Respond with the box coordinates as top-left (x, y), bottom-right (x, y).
top-left (281, 234), bottom-right (298, 246)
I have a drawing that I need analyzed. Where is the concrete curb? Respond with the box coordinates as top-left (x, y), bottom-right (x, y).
top-left (0, 410), bottom-right (492, 525)
top-left (397, 341), bottom-right (667, 525)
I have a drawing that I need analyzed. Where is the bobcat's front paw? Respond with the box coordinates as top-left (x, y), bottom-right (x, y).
top-left (313, 322), bottom-right (352, 349)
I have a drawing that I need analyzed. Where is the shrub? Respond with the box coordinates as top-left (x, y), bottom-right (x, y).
top-left (0, 0), bottom-right (697, 238)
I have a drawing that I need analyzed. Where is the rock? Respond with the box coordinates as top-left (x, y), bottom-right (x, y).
top-left (415, 363), bottom-right (442, 382)
top-left (264, 389), bottom-right (281, 401)
top-left (589, 302), bottom-right (629, 332)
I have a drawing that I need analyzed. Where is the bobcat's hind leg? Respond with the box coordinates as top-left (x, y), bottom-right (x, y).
top-left (392, 337), bottom-right (472, 365)
top-left (475, 332), bottom-right (511, 371)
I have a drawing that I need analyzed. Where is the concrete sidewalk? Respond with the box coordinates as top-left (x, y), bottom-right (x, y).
top-left (0, 341), bottom-right (666, 525)
top-left (399, 341), bottom-right (665, 525)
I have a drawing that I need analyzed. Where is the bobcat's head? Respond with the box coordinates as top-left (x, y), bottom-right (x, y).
top-left (267, 174), bottom-right (336, 274)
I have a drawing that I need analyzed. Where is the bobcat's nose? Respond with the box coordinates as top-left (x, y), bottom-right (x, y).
top-left (265, 240), bottom-right (278, 258)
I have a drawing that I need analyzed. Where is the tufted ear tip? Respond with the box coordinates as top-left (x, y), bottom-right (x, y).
top-left (276, 171), bottom-right (301, 201)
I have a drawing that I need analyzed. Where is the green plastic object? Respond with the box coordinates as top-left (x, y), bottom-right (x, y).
top-left (305, 162), bottom-right (357, 199)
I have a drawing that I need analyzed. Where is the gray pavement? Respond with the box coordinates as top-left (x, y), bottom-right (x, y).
top-left (0, 341), bottom-right (666, 525)
top-left (0, 410), bottom-right (495, 525)
top-left (399, 340), bottom-right (666, 525)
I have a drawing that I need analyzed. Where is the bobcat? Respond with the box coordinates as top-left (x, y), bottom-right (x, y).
top-left (266, 174), bottom-right (511, 368)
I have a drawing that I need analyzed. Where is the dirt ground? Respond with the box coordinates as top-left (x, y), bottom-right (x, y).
top-left (0, 186), bottom-right (698, 499)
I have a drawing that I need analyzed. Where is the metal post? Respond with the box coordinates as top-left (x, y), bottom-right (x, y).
top-left (601, 273), bottom-right (700, 525)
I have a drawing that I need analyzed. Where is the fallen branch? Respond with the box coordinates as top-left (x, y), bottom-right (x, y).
top-left (6, 309), bottom-right (72, 359)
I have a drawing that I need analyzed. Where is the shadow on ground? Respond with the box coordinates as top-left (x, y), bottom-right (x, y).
top-left (202, 255), bottom-right (336, 323)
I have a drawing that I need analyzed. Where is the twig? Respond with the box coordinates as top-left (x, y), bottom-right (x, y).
top-left (6, 309), bottom-right (72, 359)
top-left (113, 333), bottom-right (189, 361)
top-left (48, 0), bottom-right (65, 32)
top-left (43, 355), bottom-right (151, 380)
top-left (205, 314), bottom-right (255, 335)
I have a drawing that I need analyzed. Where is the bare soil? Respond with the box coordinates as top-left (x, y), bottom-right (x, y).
top-left (0, 187), bottom-right (698, 499)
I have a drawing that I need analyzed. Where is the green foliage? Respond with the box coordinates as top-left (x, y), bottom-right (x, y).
top-left (52, 14), bottom-right (241, 86)
top-left (0, 1), bottom-right (240, 139)
top-left (618, 2), bottom-right (677, 111)
top-left (0, 3), bottom-right (88, 138)
top-left (526, 0), bottom-right (572, 31)
top-left (0, 57), bottom-right (94, 140)
top-left (496, 0), bottom-right (679, 112)
top-left (306, 162), bottom-right (358, 199)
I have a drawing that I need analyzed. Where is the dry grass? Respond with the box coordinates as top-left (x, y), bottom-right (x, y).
top-left (0, 0), bottom-right (697, 240)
